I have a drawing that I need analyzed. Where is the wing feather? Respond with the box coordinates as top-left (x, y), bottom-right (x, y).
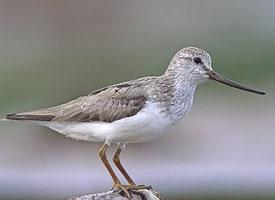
top-left (6, 80), bottom-right (149, 123)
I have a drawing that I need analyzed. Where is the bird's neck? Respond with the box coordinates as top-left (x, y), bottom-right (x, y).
top-left (160, 69), bottom-right (197, 121)
top-left (161, 68), bottom-right (198, 97)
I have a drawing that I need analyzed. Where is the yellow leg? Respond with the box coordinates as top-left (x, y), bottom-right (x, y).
top-left (99, 143), bottom-right (151, 198)
top-left (112, 145), bottom-right (152, 191)
top-left (112, 145), bottom-right (136, 185)
top-left (98, 143), bottom-right (131, 198)
top-left (98, 143), bottom-right (121, 186)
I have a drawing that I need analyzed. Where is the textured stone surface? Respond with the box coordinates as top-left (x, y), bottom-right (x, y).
top-left (68, 189), bottom-right (161, 200)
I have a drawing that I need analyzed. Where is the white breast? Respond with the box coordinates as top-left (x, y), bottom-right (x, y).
top-left (40, 102), bottom-right (175, 144)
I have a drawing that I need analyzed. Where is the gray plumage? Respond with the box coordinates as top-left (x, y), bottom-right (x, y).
top-left (5, 47), bottom-right (265, 124)
top-left (6, 75), bottom-right (173, 122)
top-left (7, 78), bottom-right (150, 122)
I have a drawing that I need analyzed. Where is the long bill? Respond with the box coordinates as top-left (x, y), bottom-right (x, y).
top-left (207, 70), bottom-right (266, 95)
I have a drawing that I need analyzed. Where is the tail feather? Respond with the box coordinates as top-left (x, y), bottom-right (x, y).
top-left (5, 113), bottom-right (55, 121)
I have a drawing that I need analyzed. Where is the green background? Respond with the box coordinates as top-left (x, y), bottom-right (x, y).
top-left (0, 1), bottom-right (274, 199)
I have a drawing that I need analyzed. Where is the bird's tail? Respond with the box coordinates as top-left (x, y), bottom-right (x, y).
top-left (2, 113), bottom-right (54, 121)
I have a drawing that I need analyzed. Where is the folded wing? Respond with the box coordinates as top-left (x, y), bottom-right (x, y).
top-left (6, 81), bottom-right (148, 123)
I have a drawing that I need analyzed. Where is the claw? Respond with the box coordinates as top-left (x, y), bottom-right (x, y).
top-left (126, 184), bottom-right (152, 191)
top-left (113, 183), bottom-right (131, 199)
top-left (113, 184), bottom-right (152, 199)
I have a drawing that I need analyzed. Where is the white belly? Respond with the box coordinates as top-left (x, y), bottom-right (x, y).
top-left (40, 102), bottom-right (175, 144)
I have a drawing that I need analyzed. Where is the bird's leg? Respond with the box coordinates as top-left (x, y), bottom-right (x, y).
top-left (112, 144), bottom-right (135, 186)
top-left (98, 143), bottom-right (131, 198)
top-left (112, 144), bottom-right (152, 191)
top-left (98, 143), bottom-right (121, 186)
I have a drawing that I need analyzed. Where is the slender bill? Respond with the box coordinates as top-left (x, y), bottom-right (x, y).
top-left (207, 70), bottom-right (266, 95)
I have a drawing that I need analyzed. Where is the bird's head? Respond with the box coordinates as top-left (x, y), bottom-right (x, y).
top-left (166, 47), bottom-right (265, 95)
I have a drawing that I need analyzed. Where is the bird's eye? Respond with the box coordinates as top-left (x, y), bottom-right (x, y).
top-left (193, 57), bottom-right (202, 64)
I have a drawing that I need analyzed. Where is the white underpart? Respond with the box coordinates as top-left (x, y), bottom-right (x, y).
top-left (40, 102), bottom-right (177, 144)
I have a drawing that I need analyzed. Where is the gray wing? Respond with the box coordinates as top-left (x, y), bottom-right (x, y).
top-left (6, 80), bottom-right (149, 123)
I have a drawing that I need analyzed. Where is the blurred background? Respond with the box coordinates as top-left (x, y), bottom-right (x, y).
top-left (0, 0), bottom-right (274, 199)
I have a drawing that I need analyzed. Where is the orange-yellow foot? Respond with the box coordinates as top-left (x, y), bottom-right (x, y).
top-left (124, 184), bottom-right (152, 191)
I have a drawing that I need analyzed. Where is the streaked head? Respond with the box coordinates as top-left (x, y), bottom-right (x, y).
top-left (167, 47), bottom-right (265, 95)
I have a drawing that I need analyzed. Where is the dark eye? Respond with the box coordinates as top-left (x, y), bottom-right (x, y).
top-left (193, 57), bottom-right (202, 64)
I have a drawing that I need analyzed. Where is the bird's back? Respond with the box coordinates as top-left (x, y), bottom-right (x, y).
top-left (5, 76), bottom-right (161, 123)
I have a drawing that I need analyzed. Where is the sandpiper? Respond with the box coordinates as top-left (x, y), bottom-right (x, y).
top-left (4, 47), bottom-right (265, 195)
